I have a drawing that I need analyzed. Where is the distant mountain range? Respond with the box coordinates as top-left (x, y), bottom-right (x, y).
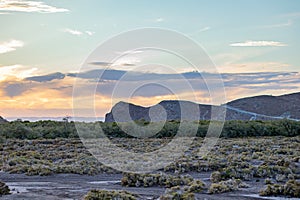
top-left (105, 92), bottom-right (300, 122)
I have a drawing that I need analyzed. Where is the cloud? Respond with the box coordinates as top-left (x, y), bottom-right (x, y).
top-left (264, 20), bottom-right (293, 28)
top-left (112, 56), bottom-right (141, 67)
top-left (68, 69), bottom-right (126, 81)
top-left (222, 72), bottom-right (299, 87)
top-left (88, 62), bottom-right (112, 66)
top-left (115, 50), bottom-right (144, 55)
top-left (1, 68), bottom-right (300, 117)
top-left (155, 18), bottom-right (164, 22)
top-left (69, 69), bottom-right (300, 91)
top-left (0, 0), bottom-right (69, 13)
top-left (26, 72), bottom-right (65, 82)
top-left (83, 70), bottom-right (300, 107)
top-left (63, 29), bottom-right (95, 36)
top-left (0, 40), bottom-right (24, 54)
top-left (85, 31), bottom-right (95, 36)
top-left (0, 65), bottom-right (37, 81)
top-left (230, 40), bottom-right (287, 47)
top-left (4, 82), bottom-right (30, 97)
top-left (198, 26), bottom-right (211, 32)
top-left (87, 57), bottom-right (140, 70)
top-left (88, 62), bottom-right (136, 68)
top-left (188, 27), bottom-right (211, 37)
top-left (63, 28), bottom-right (83, 36)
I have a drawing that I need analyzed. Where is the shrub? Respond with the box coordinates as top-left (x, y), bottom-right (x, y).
top-left (0, 181), bottom-right (10, 196)
top-left (84, 189), bottom-right (137, 200)
top-left (160, 186), bottom-right (195, 200)
top-left (208, 183), bottom-right (231, 194)
top-left (208, 178), bottom-right (249, 194)
top-left (260, 180), bottom-right (300, 197)
top-left (185, 180), bottom-right (206, 193)
top-left (1, 120), bottom-right (300, 140)
top-left (210, 171), bottom-right (222, 183)
top-left (121, 172), bottom-right (193, 188)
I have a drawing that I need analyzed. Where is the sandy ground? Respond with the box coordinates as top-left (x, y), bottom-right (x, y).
top-left (0, 172), bottom-right (298, 200)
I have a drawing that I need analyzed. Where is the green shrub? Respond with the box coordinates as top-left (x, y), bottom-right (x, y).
top-left (121, 172), bottom-right (193, 188)
top-left (210, 171), bottom-right (222, 183)
top-left (160, 186), bottom-right (195, 200)
top-left (260, 180), bottom-right (300, 197)
top-left (84, 189), bottom-right (137, 200)
top-left (185, 180), bottom-right (206, 193)
top-left (1, 120), bottom-right (300, 140)
top-left (208, 178), bottom-right (249, 194)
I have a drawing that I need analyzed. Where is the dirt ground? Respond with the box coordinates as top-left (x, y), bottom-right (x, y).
top-left (1, 172), bottom-right (297, 200)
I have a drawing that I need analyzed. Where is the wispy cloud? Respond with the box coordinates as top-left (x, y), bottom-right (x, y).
top-left (230, 40), bottom-right (287, 47)
top-left (188, 26), bottom-right (211, 37)
top-left (0, 40), bottom-right (24, 54)
top-left (0, 0), bottom-right (69, 13)
top-left (63, 29), bottom-right (95, 36)
top-left (85, 31), bottom-right (95, 36)
top-left (63, 28), bottom-right (83, 36)
top-left (155, 17), bottom-right (164, 22)
top-left (264, 20), bottom-right (293, 28)
top-left (115, 50), bottom-right (144, 55)
top-left (197, 26), bottom-right (211, 32)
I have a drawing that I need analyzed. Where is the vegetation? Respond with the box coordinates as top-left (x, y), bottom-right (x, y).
top-left (1, 119), bottom-right (300, 140)
top-left (208, 178), bottom-right (249, 194)
top-left (0, 181), bottom-right (10, 196)
top-left (1, 136), bottom-right (299, 178)
top-left (0, 139), bottom-right (117, 175)
top-left (121, 172), bottom-right (194, 188)
top-left (260, 179), bottom-right (300, 197)
top-left (84, 189), bottom-right (137, 200)
top-left (160, 186), bottom-right (195, 200)
top-left (1, 119), bottom-right (299, 198)
top-left (0, 120), bottom-right (78, 140)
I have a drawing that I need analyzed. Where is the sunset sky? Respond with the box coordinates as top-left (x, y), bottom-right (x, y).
top-left (0, 0), bottom-right (300, 118)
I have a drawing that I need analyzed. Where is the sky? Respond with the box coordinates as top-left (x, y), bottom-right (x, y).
top-left (0, 0), bottom-right (300, 118)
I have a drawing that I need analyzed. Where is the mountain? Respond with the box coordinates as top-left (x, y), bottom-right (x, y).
top-left (0, 116), bottom-right (8, 123)
top-left (227, 92), bottom-right (300, 119)
top-left (105, 92), bottom-right (300, 122)
top-left (105, 100), bottom-right (212, 122)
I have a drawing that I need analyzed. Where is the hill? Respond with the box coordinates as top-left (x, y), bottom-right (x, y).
top-left (0, 116), bottom-right (8, 123)
top-left (227, 92), bottom-right (300, 119)
top-left (105, 92), bottom-right (300, 122)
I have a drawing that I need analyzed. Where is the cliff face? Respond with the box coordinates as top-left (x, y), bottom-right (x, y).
top-left (105, 92), bottom-right (300, 122)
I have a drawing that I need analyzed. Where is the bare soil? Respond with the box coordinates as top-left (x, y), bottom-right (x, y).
top-left (0, 172), bottom-right (293, 200)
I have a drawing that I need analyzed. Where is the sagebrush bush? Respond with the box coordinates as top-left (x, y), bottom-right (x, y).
top-left (84, 190), bottom-right (136, 200)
